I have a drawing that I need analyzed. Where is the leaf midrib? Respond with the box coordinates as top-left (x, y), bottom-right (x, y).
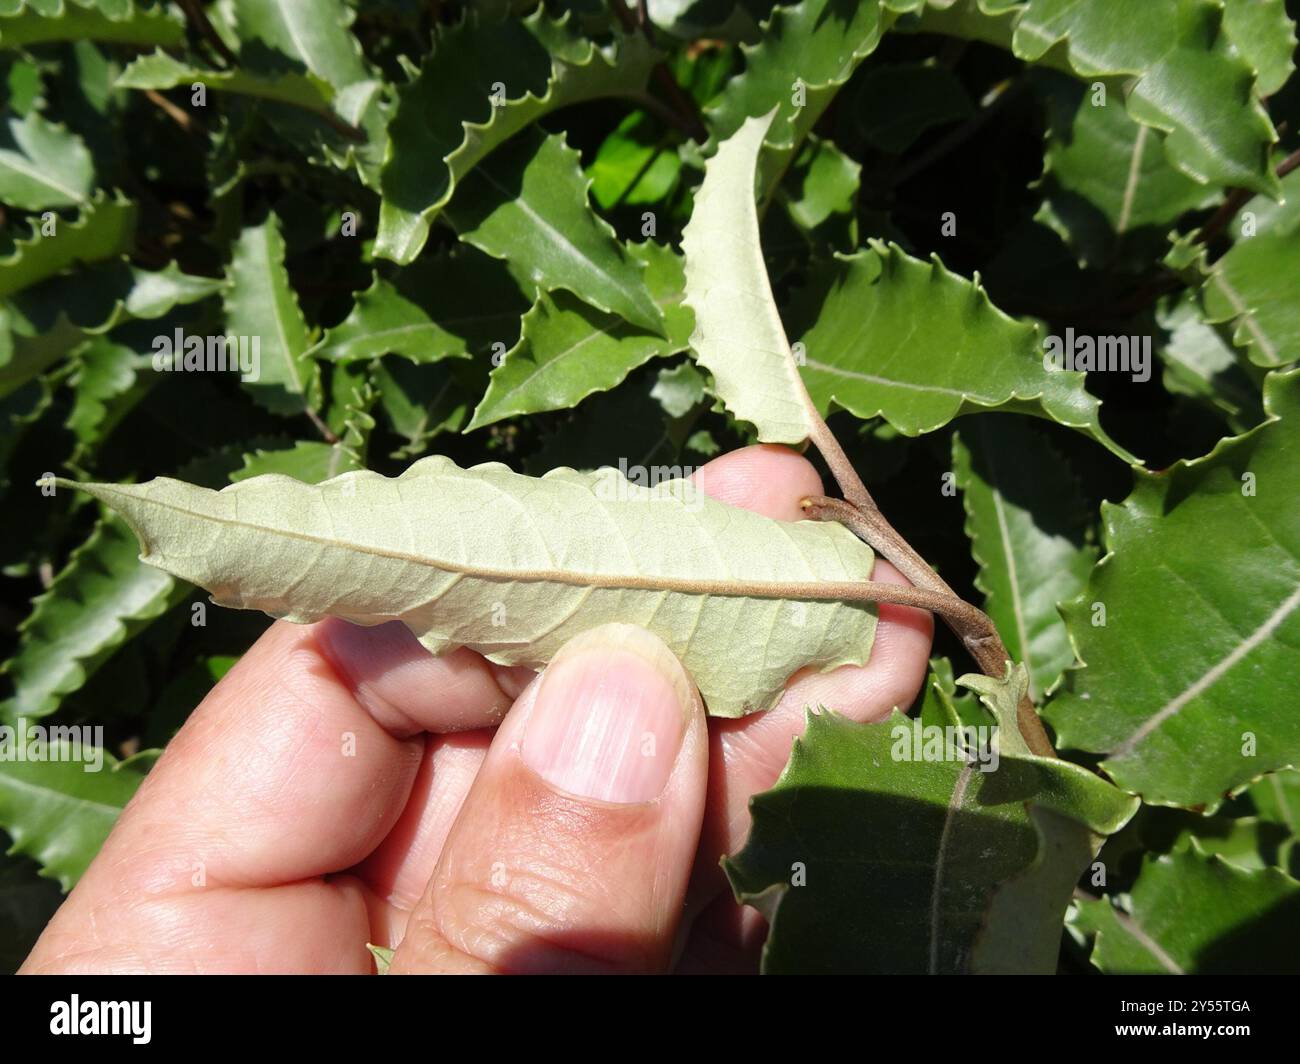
top-left (1111, 582), bottom-right (1300, 758)
top-left (0, 149), bottom-right (86, 204)
top-left (928, 759), bottom-right (975, 975)
top-left (979, 426), bottom-right (1036, 697)
top-left (104, 486), bottom-right (875, 603)
top-left (1210, 269), bottom-right (1282, 364)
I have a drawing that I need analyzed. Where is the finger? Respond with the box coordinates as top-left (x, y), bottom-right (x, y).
top-left (691, 442), bottom-right (824, 521)
top-left (688, 445), bottom-right (933, 873)
top-left (354, 729), bottom-right (491, 914)
top-left (80, 618), bottom-right (530, 896)
top-left (391, 623), bottom-right (708, 974)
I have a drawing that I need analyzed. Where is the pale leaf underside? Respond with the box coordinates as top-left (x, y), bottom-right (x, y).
top-left (64, 457), bottom-right (882, 717)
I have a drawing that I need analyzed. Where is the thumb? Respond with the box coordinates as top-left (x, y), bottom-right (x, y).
top-left (390, 623), bottom-right (708, 974)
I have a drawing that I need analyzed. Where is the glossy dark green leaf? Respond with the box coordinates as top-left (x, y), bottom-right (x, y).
top-left (1071, 842), bottom-right (1300, 973)
top-left (448, 129), bottom-right (663, 333)
top-left (0, 193), bottom-right (135, 299)
top-left (376, 11), bottom-right (656, 263)
top-left (913, 0), bottom-right (1282, 195)
top-left (952, 417), bottom-right (1097, 700)
top-left (0, 513), bottom-right (185, 723)
top-left (725, 679), bottom-right (1137, 973)
top-left (468, 240), bottom-right (692, 428)
top-left (1048, 369), bottom-right (1300, 811)
top-left (0, 741), bottom-right (152, 890)
top-left (0, 109), bottom-right (94, 210)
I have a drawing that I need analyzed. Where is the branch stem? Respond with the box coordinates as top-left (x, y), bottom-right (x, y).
top-left (1196, 144), bottom-right (1300, 247)
top-left (802, 495), bottom-right (1056, 758)
top-left (802, 418), bottom-right (952, 596)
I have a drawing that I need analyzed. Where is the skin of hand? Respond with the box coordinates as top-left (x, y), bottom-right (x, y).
top-left (20, 445), bottom-right (932, 974)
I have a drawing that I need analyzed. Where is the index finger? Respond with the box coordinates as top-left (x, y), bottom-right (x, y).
top-left (80, 618), bottom-right (530, 896)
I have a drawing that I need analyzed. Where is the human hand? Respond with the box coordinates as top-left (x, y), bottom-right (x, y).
top-left (21, 445), bottom-right (932, 974)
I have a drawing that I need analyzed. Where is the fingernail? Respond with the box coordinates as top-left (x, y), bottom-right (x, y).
top-left (521, 624), bottom-right (691, 803)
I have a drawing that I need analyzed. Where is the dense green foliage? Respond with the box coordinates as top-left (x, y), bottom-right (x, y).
top-left (2, 0), bottom-right (1299, 974)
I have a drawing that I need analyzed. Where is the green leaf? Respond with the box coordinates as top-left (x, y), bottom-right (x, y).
top-left (223, 213), bottom-right (321, 415)
top-left (120, 262), bottom-right (225, 320)
top-left (0, 192), bottom-right (136, 299)
top-left (682, 110), bottom-right (816, 445)
top-left (587, 111), bottom-right (681, 210)
top-left (1139, 808), bottom-right (1297, 874)
top-left (61, 456), bottom-right (882, 718)
top-left (1247, 767), bottom-right (1300, 833)
top-left (682, 113), bottom-right (1134, 458)
top-left (0, 739), bottom-right (150, 890)
top-left (314, 245), bottom-right (529, 366)
top-left (1047, 368), bottom-right (1300, 811)
top-left (326, 363), bottom-right (377, 469)
top-left (65, 336), bottom-right (147, 452)
top-left (467, 240), bottom-right (692, 429)
top-left (117, 50), bottom-right (334, 111)
top-left (448, 129), bottom-right (664, 333)
top-left (373, 359), bottom-right (473, 457)
top-left (1232, 162), bottom-right (1300, 237)
top-left (1036, 71), bottom-right (1212, 266)
top-left (914, 0), bottom-right (1281, 195)
top-left (312, 274), bottom-right (475, 366)
top-left (376, 10), bottom-right (657, 264)
top-left (0, 513), bottom-right (184, 723)
top-left (952, 418), bottom-right (1098, 701)
top-left (1156, 293), bottom-right (1265, 433)
top-left (466, 295), bottom-right (662, 431)
top-left (724, 684), bottom-right (1137, 972)
top-left (0, 312), bottom-right (87, 400)
top-left (0, 108), bottom-right (94, 210)
top-left (0, 0), bottom-right (183, 49)
top-left (1202, 234), bottom-right (1300, 369)
top-left (1193, 164), bottom-right (1300, 370)
top-left (521, 364), bottom-right (693, 475)
top-left (1, 260), bottom-right (223, 343)
top-left (704, 0), bottom-right (889, 195)
top-left (367, 942), bottom-right (395, 974)
top-left (790, 245), bottom-right (1137, 460)
top-left (1221, 0), bottom-right (1296, 96)
top-left (917, 658), bottom-right (987, 731)
top-left (228, 0), bottom-right (388, 185)
top-left (779, 133), bottom-right (861, 233)
top-left (230, 438), bottom-right (363, 484)
top-left (231, 0), bottom-right (371, 89)
top-left (1071, 842), bottom-right (1300, 973)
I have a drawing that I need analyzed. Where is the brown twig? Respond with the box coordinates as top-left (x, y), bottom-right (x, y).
top-left (801, 495), bottom-right (1056, 759)
top-left (305, 406), bottom-right (340, 444)
top-left (144, 89), bottom-right (203, 135)
top-left (778, 323), bottom-right (1056, 753)
top-left (312, 107), bottom-right (366, 144)
top-left (1196, 144), bottom-right (1300, 247)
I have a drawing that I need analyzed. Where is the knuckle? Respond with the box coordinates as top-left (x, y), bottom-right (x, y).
top-left (411, 858), bottom-right (661, 974)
